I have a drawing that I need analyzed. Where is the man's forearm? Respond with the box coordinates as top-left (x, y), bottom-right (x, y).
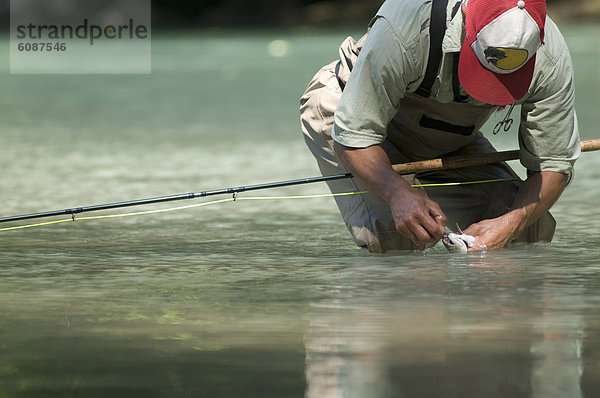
top-left (333, 141), bottom-right (411, 202)
top-left (461, 170), bottom-right (567, 251)
top-left (333, 141), bottom-right (446, 245)
top-left (506, 170), bottom-right (567, 240)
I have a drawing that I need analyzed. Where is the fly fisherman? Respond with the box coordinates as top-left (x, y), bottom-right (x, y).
top-left (300, 0), bottom-right (580, 253)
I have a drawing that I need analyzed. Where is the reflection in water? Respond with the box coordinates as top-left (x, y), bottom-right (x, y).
top-left (531, 283), bottom-right (585, 398)
top-left (304, 256), bottom-right (589, 398)
top-left (305, 299), bottom-right (394, 398)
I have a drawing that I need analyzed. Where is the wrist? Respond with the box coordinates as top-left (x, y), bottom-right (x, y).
top-left (380, 176), bottom-right (414, 205)
top-left (503, 207), bottom-right (530, 240)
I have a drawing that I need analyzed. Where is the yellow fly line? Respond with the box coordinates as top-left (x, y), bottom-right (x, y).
top-left (0, 178), bottom-right (517, 232)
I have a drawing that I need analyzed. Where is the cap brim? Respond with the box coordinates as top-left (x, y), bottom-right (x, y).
top-left (458, 39), bottom-right (535, 106)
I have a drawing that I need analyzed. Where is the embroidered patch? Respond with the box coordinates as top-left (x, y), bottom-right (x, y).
top-left (484, 47), bottom-right (528, 70)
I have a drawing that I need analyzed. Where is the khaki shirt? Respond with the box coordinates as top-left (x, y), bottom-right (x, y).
top-left (332, 0), bottom-right (580, 179)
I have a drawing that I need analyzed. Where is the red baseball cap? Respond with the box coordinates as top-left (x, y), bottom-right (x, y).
top-left (458, 0), bottom-right (546, 105)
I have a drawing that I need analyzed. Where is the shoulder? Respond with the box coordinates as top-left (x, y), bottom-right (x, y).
top-left (536, 17), bottom-right (572, 68)
top-left (520, 16), bottom-right (575, 107)
top-left (366, 0), bottom-right (432, 75)
top-left (528, 16), bottom-right (574, 93)
top-left (374, 0), bottom-right (432, 47)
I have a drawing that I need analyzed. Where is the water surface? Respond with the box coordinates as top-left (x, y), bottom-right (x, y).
top-left (1, 24), bottom-right (600, 397)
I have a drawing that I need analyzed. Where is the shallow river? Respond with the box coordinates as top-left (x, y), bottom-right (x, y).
top-left (1, 23), bottom-right (600, 397)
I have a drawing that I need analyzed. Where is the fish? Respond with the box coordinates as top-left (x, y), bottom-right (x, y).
top-left (442, 232), bottom-right (476, 254)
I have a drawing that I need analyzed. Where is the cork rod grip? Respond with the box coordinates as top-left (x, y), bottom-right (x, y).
top-left (392, 139), bottom-right (599, 176)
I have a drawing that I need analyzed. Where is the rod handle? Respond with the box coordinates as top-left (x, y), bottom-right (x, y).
top-left (582, 139), bottom-right (600, 152)
top-left (392, 139), bottom-right (599, 176)
top-left (392, 150), bottom-right (519, 175)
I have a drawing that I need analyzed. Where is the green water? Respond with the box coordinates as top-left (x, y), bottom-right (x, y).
top-left (1, 24), bottom-right (600, 397)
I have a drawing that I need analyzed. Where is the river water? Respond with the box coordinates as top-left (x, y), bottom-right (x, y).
top-left (1, 23), bottom-right (600, 397)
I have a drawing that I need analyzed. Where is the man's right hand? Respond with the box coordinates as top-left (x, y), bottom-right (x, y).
top-left (387, 184), bottom-right (446, 246)
top-left (334, 141), bottom-right (446, 247)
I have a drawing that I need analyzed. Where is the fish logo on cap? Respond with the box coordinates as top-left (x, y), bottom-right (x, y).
top-left (483, 47), bottom-right (529, 70)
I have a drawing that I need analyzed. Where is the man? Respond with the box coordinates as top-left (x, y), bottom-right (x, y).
top-left (300, 0), bottom-right (580, 253)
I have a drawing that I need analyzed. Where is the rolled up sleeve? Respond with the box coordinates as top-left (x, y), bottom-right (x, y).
top-left (332, 16), bottom-right (421, 148)
top-left (519, 40), bottom-right (580, 183)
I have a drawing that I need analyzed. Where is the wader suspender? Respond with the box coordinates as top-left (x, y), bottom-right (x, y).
top-left (414, 0), bottom-right (449, 98)
top-left (337, 0), bottom-right (464, 100)
top-left (416, 0), bottom-right (476, 135)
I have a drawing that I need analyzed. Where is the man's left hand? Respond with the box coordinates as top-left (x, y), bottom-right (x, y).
top-left (462, 170), bottom-right (567, 252)
top-left (463, 213), bottom-right (521, 252)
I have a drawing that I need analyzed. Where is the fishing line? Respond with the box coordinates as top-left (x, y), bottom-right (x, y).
top-left (0, 178), bottom-right (517, 232)
top-left (2, 139), bottom-right (597, 230)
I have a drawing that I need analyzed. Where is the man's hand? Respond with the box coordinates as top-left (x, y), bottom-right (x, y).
top-left (463, 213), bottom-right (519, 252)
top-left (388, 185), bottom-right (446, 245)
top-left (334, 141), bottom-right (446, 247)
top-left (464, 171), bottom-right (567, 252)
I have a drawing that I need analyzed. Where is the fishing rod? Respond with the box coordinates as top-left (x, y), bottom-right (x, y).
top-left (1, 139), bottom-right (599, 225)
top-left (0, 174), bottom-right (353, 224)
